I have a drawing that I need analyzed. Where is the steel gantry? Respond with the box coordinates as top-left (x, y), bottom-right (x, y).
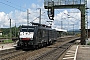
top-left (44, 0), bottom-right (87, 45)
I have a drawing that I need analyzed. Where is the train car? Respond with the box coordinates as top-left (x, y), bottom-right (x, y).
top-left (17, 23), bottom-right (59, 49)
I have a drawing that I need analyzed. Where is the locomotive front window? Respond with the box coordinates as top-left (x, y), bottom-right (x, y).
top-left (21, 29), bottom-right (27, 32)
top-left (20, 28), bottom-right (34, 32)
top-left (28, 29), bottom-right (34, 32)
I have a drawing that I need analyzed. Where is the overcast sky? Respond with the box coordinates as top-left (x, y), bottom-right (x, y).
top-left (0, 0), bottom-right (90, 30)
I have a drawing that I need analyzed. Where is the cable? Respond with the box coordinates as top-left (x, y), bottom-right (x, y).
top-left (4, 0), bottom-right (20, 7)
top-left (0, 1), bottom-right (25, 12)
top-left (56, 9), bottom-right (61, 13)
top-left (64, 13), bottom-right (80, 20)
top-left (4, 0), bottom-right (26, 11)
top-left (31, 17), bottom-right (39, 23)
top-left (31, 12), bottom-right (46, 23)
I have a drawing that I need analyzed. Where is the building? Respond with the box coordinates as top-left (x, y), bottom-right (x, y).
top-left (53, 28), bottom-right (67, 32)
top-left (53, 28), bottom-right (67, 37)
top-left (0, 31), bottom-right (2, 36)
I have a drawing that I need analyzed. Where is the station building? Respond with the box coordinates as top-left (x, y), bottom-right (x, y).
top-left (53, 28), bottom-right (67, 37)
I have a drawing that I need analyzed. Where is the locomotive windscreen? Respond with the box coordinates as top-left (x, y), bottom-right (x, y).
top-left (20, 28), bottom-right (34, 32)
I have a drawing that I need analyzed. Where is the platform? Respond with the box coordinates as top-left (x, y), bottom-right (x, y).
top-left (77, 45), bottom-right (90, 60)
top-left (0, 43), bottom-right (15, 51)
top-left (61, 38), bottom-right (90, 60)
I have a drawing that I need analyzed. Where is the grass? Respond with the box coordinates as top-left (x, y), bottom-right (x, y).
top-left (3, 39), bottom-right (13, 43)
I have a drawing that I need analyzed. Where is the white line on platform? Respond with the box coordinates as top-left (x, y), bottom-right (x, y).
top-left (66, 52), bottom-right (74, 54)
top-left (62, 45), bottom-right (79, 60)
top-left (63, 57), bottom-right (74, 59)
top-left (74, 45), bottom-right (79, 60)
top-left (67, 50), bottom-right (75, 53)
top-left (65, 54), bottom-right (75, 57)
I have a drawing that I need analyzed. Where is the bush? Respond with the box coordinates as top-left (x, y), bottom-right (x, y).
top-left (4, 39), bottom-right (13, 43)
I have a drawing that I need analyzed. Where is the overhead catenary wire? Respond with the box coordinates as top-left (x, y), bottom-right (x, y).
top-left (31, 11), bottom-right (46, 23)
top-left (4, 0), bottom-right (21, 7)
top-left (0, 1), bottom-right (25, 12)
top-left (4, 0), bottom-right (26, 11)
top-left (56, 9), bottom-right (80, 20)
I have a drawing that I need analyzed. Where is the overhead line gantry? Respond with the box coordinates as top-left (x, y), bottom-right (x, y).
top-left (44, 0), bottom-right (87, 45)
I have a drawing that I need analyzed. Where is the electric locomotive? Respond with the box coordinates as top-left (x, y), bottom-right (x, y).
top-left (17, 22), bottom-right (59, 49)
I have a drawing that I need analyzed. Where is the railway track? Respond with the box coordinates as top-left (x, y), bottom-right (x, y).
top-left (0, 49), bottom-right (26, 60)
top-left (11, 36), bottom-right (78, 60)
top-left (0, 37), bottom-right (18, 43)
top-left (0, 36), bottom-right (79, 60)
top-left (0, 48), bottom-right (15, 55)
top-left (32, 43), bottom-right (73, 60)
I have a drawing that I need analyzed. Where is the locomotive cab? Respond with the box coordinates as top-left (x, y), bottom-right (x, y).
top-left (18, 26), bottom-right (35, 48)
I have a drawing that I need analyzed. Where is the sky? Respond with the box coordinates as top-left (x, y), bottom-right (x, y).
top-left (0, 0), bottom-right (90, 31)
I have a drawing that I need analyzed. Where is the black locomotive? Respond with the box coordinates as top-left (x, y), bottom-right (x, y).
top-left (17, 22), bottom-right (59, 49)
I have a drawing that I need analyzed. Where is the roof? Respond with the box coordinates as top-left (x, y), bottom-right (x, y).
top-left (30, 22), bottom-right (51, 28)
top-left (53, 28), bottom-right (67, 32)
top-left (0, 31), bottom-right (2, 33)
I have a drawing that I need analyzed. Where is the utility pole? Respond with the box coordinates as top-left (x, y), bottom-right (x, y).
top-left (27, 9), bottom-right (30, 26)
top-left (85, 0), bottom-right (88, 41)
top-left (15, 23), bottom-right (16, 38)
top-left (73, 24), bottom-right (74, 35)
top-left (9, 19), bottom-right (12, 39)
top-left (37, 8), bottom-right (41, 24)
top-left (61, 21), bottom-right (63, 29)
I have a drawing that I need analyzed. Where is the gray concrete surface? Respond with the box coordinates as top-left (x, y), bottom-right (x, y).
top-left (77, 45), bottom-right (90, 60)
top-left (0, 43), bottom-right (15, 51)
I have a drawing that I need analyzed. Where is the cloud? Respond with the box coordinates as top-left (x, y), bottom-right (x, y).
top-left (37, 0), bottom-right (42, 2)
top-left (0, 3), bottom-right (48, 28)
top-left (54, 9), bottom-right (81, 30)
top-left (0, 10), bottom-right (27, 28)
top-left (87, 0), bottom-right (90, 8)
top-left (0, 1), bottom-right (90, 31)
top-left (0, 12), bottom-right (9, 28)
top-left (31, 3), bottom-right (37, 9)
top-left (0, 8), bottom-right (82, 30)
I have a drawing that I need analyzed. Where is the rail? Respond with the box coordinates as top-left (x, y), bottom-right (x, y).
top-left (33, 43), bottom-right (73, 60)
